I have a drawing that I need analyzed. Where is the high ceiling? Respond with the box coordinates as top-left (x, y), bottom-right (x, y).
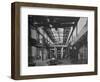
top-left (29, 15), bottom-right (80, 45)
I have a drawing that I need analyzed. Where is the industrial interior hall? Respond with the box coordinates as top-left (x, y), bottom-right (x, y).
top-left (28, 15), bottom-right (88, 66)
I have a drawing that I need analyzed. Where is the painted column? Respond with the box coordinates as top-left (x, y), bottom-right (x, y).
top-left (61, 47), bottom-right (63, 59)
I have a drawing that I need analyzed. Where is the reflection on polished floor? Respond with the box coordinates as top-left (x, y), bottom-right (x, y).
top-left (33, 59), bottom-right (72, 66)
top-left (28, 15), bottom-right (88, 66)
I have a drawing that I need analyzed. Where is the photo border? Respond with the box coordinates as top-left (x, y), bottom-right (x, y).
top-left (11, 2), bottom-right (98, 80)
